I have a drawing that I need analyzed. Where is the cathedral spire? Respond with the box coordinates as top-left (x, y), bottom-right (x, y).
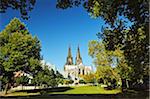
top-left (66, 45), bottom-right (73, 65)
top-left (68, 45), bottom-right (72, 57)
top-left (75, 45), bottom-right (82, 65)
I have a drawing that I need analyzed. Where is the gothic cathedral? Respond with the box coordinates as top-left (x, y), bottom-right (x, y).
top-left (64, 46), bottom-right (92, 83)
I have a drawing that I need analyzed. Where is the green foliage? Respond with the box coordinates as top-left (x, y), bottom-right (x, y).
top-left (82, 73), bottom-right (95, 84)
top-left (15, 76), bottom-right (29, 85)
top-left (57, 0), bottom-right (148, 25)
top-left (63, 79), bottom-right (74, 85)
top-left (55, 70), bottom-right (64, 78)
top-left (79, 79), bottom-right (86, 84)
top-left (31, 64), bottom-right (63, 87)
top-left (0, 0), bottom-right (36, 19)
top-left (96, 66), bottom-right (119, 85)
top-left (55, 70), bottom-right (64, 85)
top-left (88, 40), bottom-right (112, 66)
top-left (88, 40), bottom-right (121, 86)
top-left (31, 66), bottom-right (58, 87)
top-left (0, 18), bottom-right (41, 93)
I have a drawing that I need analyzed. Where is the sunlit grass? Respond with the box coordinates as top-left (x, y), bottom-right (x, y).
top-left (0, 86), bottom-right (121, 96)
top-left (50, 86), bottom-right (121, 94)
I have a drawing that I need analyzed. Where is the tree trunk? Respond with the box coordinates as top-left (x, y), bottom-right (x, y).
top-left (4, 83), bottom-right (9, 95)
top-left (126, 79), bottom-right (129, 88)
top-left (121, 79), bottom-right (127, 92)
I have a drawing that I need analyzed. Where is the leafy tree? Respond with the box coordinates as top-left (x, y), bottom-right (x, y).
top-left (48, 69), bottom-right (57, 87)
top-left (63, 79), bottom-right (74, 85)
top-left (88, 40), bottom-right (121, 87)
top-left (82, 73), bottom-right (95, 84)
top-left (55, 70), bottom-right (63, 78)
top-left (0, 0), bottom-right (36, 20)
top-left (57, 0), bottom-right (148, 26)
top-left (31, 66), bottom-right (58, 88)
top-left (0, 18), bottom-right (41, 94)
top-left (79, 79), bottom-right (86, 84)
top-left (102, 24), bottom-right (148, 89)
top-left (96, 66), bottom-right (119, 87)
top-left (88, 40), bottom-right (112, 67)
top-left (55, 70), bottom-right (64, 85)
top-left (97, 78), bottom-right (104, 84)
top-left (15, 75), bottom-right (29, 89)
top-left (114, 54), bottom-right (132, 89)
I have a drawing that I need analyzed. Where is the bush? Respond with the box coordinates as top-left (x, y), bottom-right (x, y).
top-left (64, 79), bottom-right (74, 85)
top-left (97, 78), bottom-right (104, 84)
top-left (79, 79), bottom-right (86, 84)
top-left (40, 90), bottom-right (47, 95)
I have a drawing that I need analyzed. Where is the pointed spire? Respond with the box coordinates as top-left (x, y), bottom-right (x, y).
top-left (77, 45), bottom-right (81, 58)
top-left (66, 45), bottom-right (73, 65)
top-left (76, 45), bottom-right (82, 65)
top-left (68, 45), bottom-right (72, 57)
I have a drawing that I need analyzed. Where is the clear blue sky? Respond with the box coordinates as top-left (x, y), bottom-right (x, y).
top-left (0, 0), bottom-right (105, 72)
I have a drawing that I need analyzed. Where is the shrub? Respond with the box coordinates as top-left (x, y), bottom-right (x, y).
top-left (79, 79), bottom-right (86, 84)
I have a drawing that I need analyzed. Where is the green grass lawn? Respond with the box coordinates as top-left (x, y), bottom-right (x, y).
top-left (50, 86), bottom-right (121, 94)
top-left (0, 86), bottom-right (121, 96)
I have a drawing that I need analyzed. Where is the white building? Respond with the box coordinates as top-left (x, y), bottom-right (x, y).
top-left (41, 60), bottom-right (56, 71)
top-left (64, 46), bottom-right (92, 83)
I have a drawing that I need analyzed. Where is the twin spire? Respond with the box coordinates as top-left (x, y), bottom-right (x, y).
top-left (65, 45), bottom-right (82, 65)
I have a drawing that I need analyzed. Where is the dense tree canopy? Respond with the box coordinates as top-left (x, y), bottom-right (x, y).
top-left (31, 67), bottom-right (57, 88)
top-left (0, 0), bottom-right (36, 19)
top-left (88, 40), bottom-right (121, 87)
top-left (82, 73), bottom-right (95, 84)
top-left (0, 18), bottom-right (41, 94)
top-left (88, 40), bottom-right (112, 67)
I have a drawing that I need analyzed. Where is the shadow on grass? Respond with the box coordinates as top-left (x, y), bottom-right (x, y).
top-left (14, 87), bottom-right (74, 93)
top-left (0, 87), bottom-right (149, 99)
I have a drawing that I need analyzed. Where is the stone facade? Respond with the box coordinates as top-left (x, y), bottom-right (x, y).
top-left (64, 46), bottom-right (92, 83)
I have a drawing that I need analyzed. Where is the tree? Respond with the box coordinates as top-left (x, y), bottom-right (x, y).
top-left (15, 75), bottom-right (29, 90)
top-left (114, 54), bottom-right (132, 89)
top-left (47, 69), bottom-right (57, 87)
top-left (89, 40), bottom-right (121, 88)
top-left (55, 70), bottom-right (64, 85)
top-left (88, 40), bottom-right (112, 67)
top-left (0, 18), bottom-right (41, 94)
top-left (95, 66), bottom-right (119, 88)
top-left (82, 73), bottom-right (95, 84)
top-left (79, 79), bottom-right (86, 84)
top-left (31, 64), bottom-right (58, 88)
top-left (0, 0), bottom-right (36, 20)
top-left (63, 79), bottom-right (74, 85)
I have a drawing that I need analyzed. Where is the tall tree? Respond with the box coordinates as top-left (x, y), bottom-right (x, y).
top-left (88, 40), bottom-right (112, 67)
top-left (0, 18), bottom-right (41, 94)
top-left (55, 70), bottom-right (64, 85)
top-left (88, 40), bottom-right (120, 86)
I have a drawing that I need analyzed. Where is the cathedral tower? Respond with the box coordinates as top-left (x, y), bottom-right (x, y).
top-left (65, 46), bottom-right (73, 65)
top-left (75, 45), bottom-right (83, 65)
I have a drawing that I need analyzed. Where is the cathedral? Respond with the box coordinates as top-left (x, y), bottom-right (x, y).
top-left (64, 46), bottom-right (92, 83)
